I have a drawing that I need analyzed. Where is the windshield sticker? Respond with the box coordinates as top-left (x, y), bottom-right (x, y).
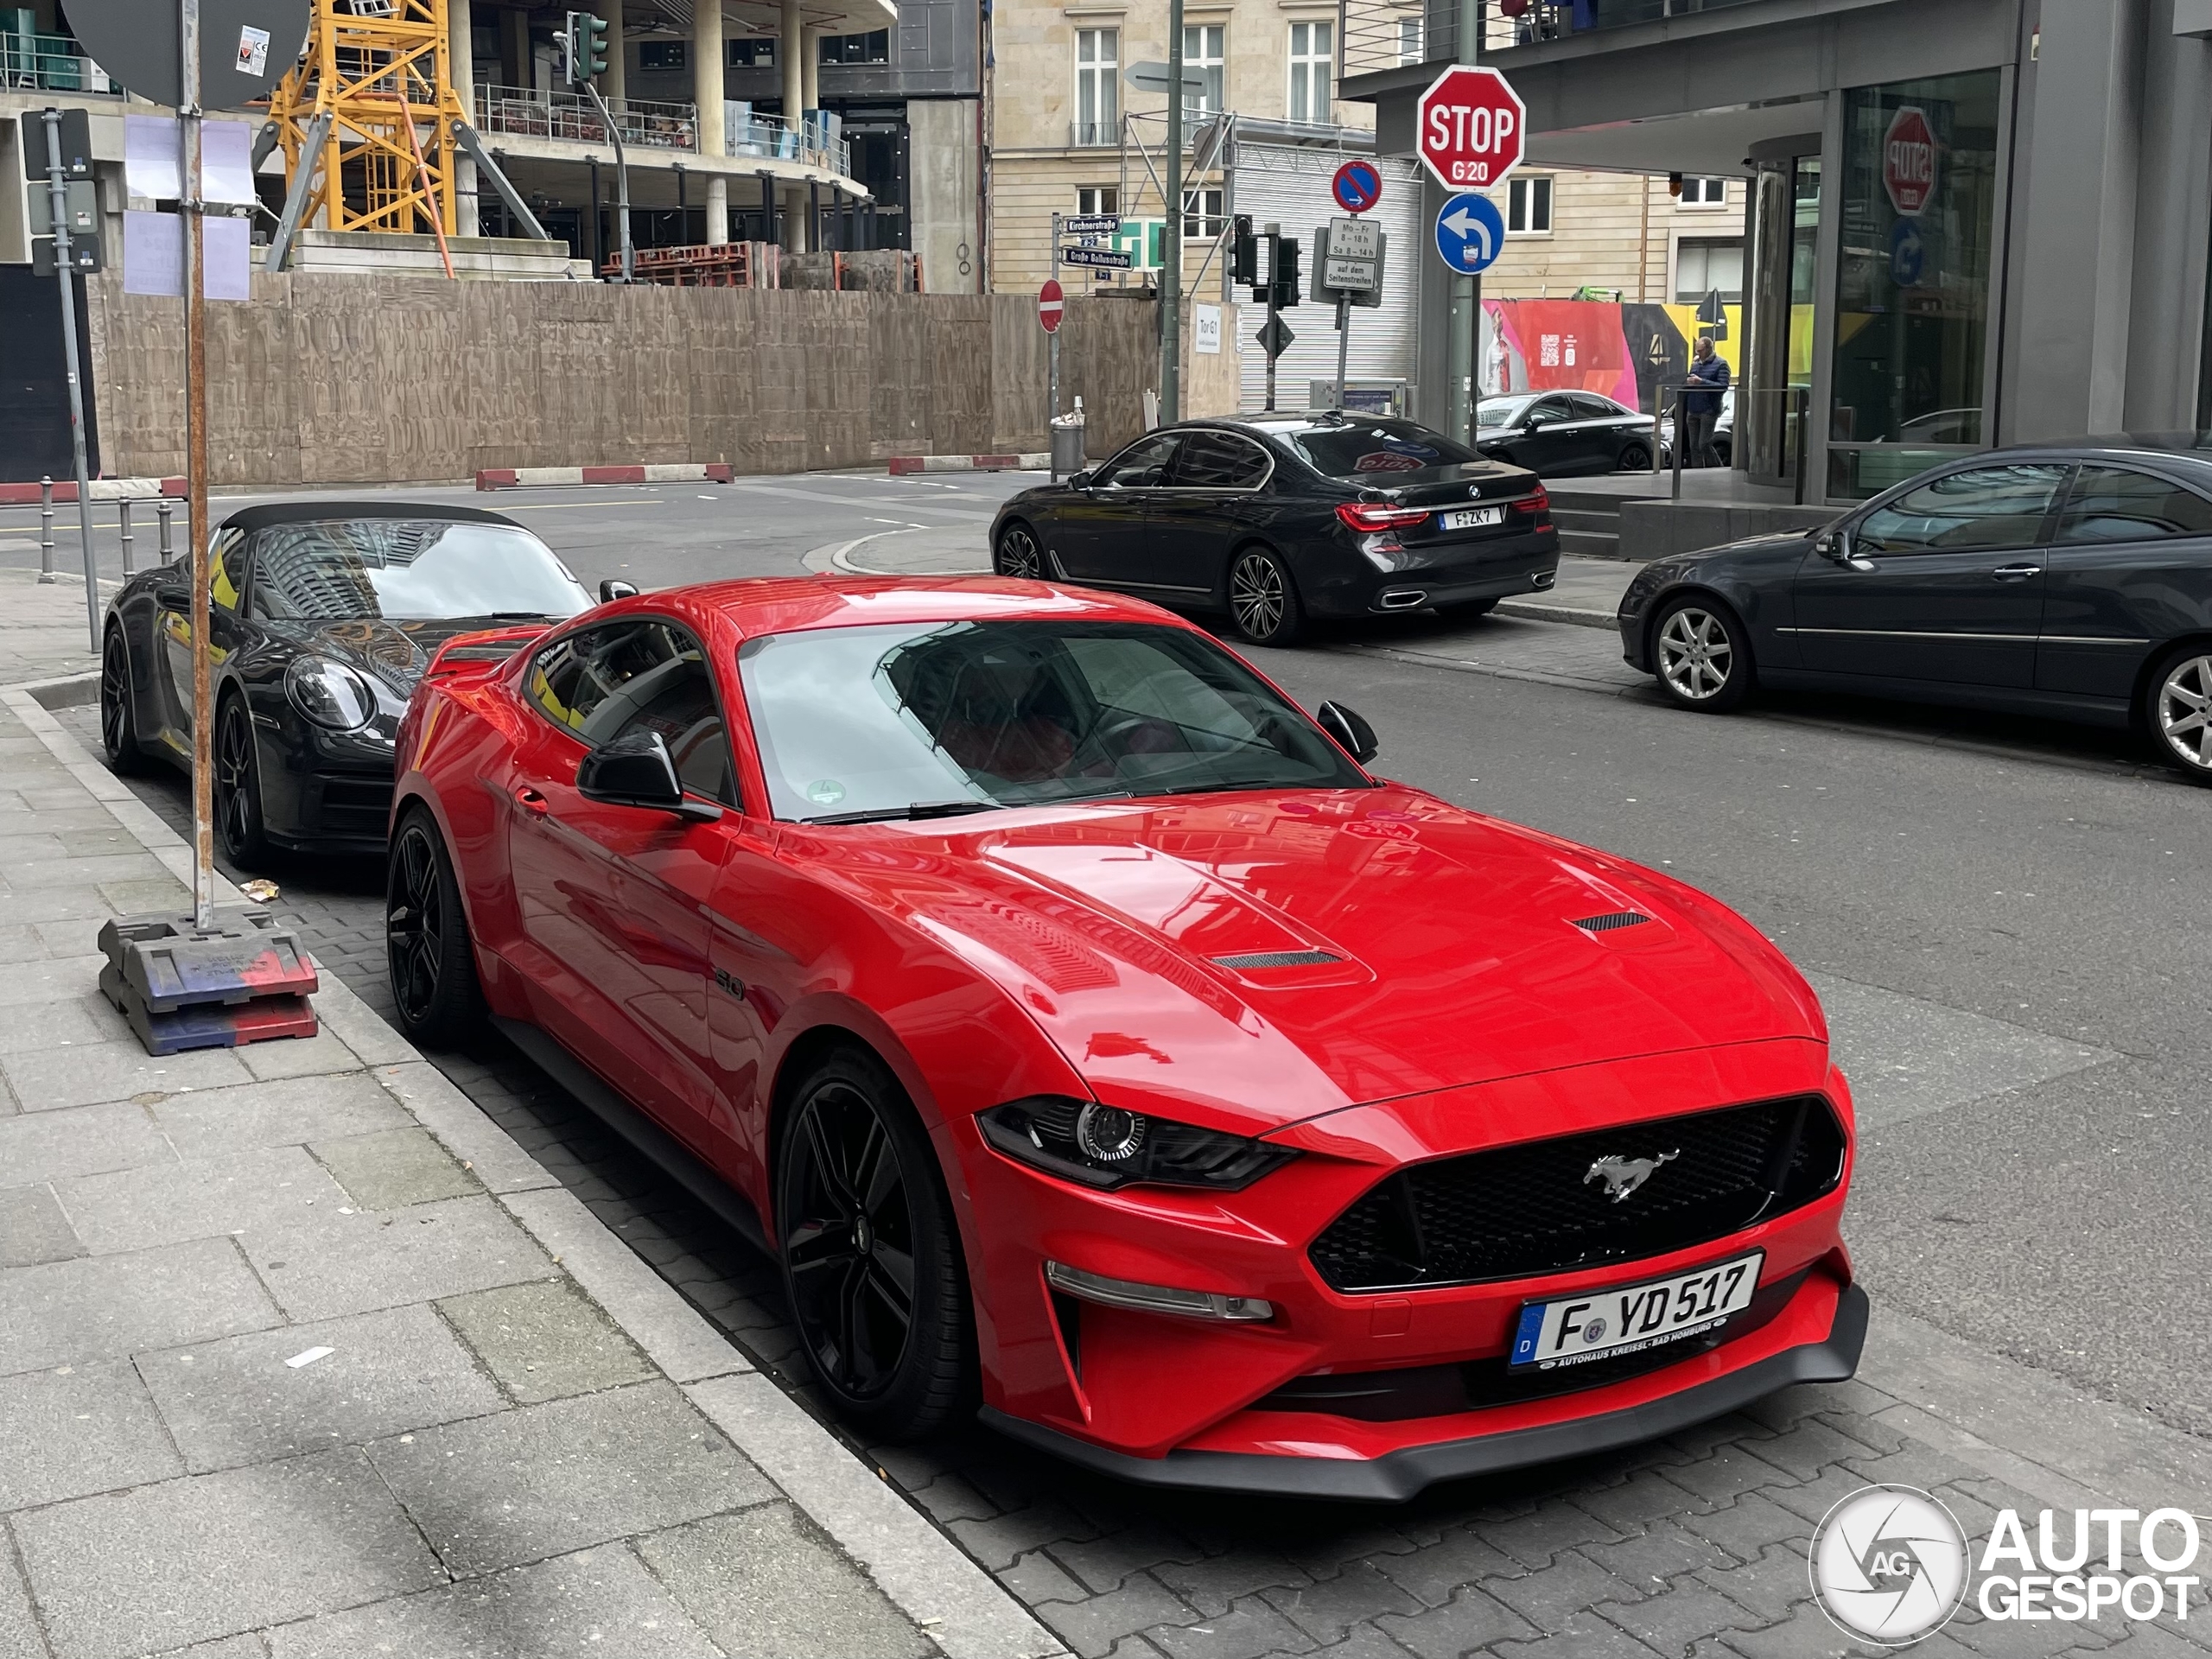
top-left (805, 779), bottom-right (848, 806)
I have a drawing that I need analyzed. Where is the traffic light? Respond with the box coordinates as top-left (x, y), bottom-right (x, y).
top-left (562, 11), bottom-right (609, 85)
top-left (1269, 236), bottom-right (1300, 310)
top-left (1230, 216), bottom-right (1257, 287)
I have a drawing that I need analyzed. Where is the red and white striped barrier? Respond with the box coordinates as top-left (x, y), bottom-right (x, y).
top-left (475, 463), bottom-right (735, 491)
top-left (0, 476), bottom-right (187, 505)
top-left (887, 454), bottom-right (1051, 475)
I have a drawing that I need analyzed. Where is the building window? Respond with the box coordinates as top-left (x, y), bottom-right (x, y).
top-left (820, 29), bottom-right (890, 64)
top-left (1678, 176), bottom-right (1728, 207)
top-left (1183, 185), bottom-right (1224, 239)
top-left (727, 38), bottom-right (776, 67)
top-left (1506, 175), bottom-right (1552, 234)
top-left (1182, 24), bottom-right (1225, 118)
top-left (1074, 28), bottom-right (1119, 146)
top-left (639, 41), bottom-right (687, 71)
top-left (1077, 187), bottom-right (1120, 218)
top-left (1674, 238), bottom-right (1744, 303)
top-left (1287, 21), bottom-right (1332, 124)
top-left (1396, 16), bottom-right (1422, 63)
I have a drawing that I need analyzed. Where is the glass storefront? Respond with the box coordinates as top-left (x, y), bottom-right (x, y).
top-left (1827, 70), bottom-right (2001, 498)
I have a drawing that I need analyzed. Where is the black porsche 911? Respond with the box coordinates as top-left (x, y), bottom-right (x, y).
top-left (99, 501), bottom-right (596, 864)
top-left (988, 414), bottom-right (1559, 646)
top-left (1617, 438), bottom-right (2212, 783)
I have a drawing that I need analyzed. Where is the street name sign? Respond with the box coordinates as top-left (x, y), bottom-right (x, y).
top-left (1038, 278), bottom-right (1065, 332)
top-left (1883, 106), bottom-right (1937, 217)
top-left (1433, 191), bottom-right (1504, 275)
top-left (1061, 213), bottom-right (1120, 236)
top-left (1416, 65), bottom-right (1526, 190)
top-left (1062, 245), bottom-right (1135, 270)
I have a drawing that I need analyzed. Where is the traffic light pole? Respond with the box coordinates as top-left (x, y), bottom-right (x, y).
top-left (40, 111), bottom-right (99, 650)
top-left (580, 82), bottom-right (633, 281)
top-left (1263, 224), bottom-right (1280, 412)
top-left (1160, 0), bottom-right (1184, 424)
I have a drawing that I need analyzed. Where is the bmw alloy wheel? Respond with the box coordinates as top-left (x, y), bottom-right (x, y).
top-left (2154, 652), bottom-right (2212, 776)
top-left (782, 1078), bottom-right (919, 1404)
top-left (995, 524), bottom-right (1042, 578)
top-left (1230, 552), bottom-right (1286, 639)
top-left (387, 819), bottom-right (446, 1027)
top-left (1657, 606), bottom-right (1734, 702)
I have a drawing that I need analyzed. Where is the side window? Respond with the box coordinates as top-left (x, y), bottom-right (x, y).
top-left (1093, 433), bottom-right (1181, 489)
top-left (1172, 431), bottom-right (1269, 488)
top-left (1528, 397), bottom-right (1573, 426)
top-left (1566, 393), bottom-right (1614, 421)
top-left (525, 620), bottom-right (734, 804)
top-left (1854, 465), bottom-right (2069, 555)
top-left (209, 531), bottom-right (245, 613)
top-left (2055, 467), bottom-right (2212, 544)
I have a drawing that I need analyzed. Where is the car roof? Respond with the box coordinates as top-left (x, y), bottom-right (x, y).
top-left (630, 575), bottom-right (1192, 643)
top-left (1987, 434), bottom-right (2212, 469)
top-left (213, 499), bottom-right (524, 536)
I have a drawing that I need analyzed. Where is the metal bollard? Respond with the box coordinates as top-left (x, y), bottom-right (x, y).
top-left (38, 475), bottom-right (56, 582)
top-left (157, 499), bottom-right (174, 562)
top-left (118, 499), bottom-right (134, 575)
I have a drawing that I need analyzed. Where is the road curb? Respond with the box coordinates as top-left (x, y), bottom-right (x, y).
top-left (1494, 597), bottom-right (1617, 631)
top-left (474, 463), bottom-right (735, 490)
top-left (887, 453), bottom-right (1050, 474)
top-left (0, 476), bottom-right (186, 505)
top-left (1, 680), bottom-right (1067, 1659)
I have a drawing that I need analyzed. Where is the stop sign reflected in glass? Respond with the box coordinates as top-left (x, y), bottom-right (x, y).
top-left (1416, 65), bottom-right (1527, 191)
top-left (1882, 106), bottom-right (1938, 218)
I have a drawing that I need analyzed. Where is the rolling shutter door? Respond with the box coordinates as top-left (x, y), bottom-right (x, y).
top-left (1229, 144), bottom-right (1421, 412)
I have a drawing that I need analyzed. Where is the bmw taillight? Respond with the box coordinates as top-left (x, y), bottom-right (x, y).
top-left (1521, 483), bottom-right (1552, 525)
top-left (1335, 501), bottom-right (1432, 533)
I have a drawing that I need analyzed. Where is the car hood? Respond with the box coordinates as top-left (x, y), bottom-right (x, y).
top-left (810, 785), bottom-right (1824, 1133)
top-left (268, 616), bottom-right (556, 693)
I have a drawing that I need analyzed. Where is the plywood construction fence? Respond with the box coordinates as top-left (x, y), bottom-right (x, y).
top-left (79, 274), bottom-right (1218, 486)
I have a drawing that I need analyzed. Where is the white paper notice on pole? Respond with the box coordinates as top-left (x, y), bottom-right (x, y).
top-left (1193, 304), bottom-right (1222, 356)
top-left (204, 123), bottom-right (257, 206)
top-left (206, 216), bottom-right (253, 302)
top-left (237, 25), bottom-right (272, 77)
top-left (124, 114), bottom-right (181, 201)
top-left (124, 209), bottom-right (183, 296)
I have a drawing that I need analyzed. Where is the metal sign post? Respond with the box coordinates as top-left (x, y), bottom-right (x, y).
top-left (1313, 218), bottom-right (1382, 413)
top-left (1160, 0), bottom-right (1185, 425)
top-left (181, 0), bottom-right (216, 931)
top-left (38, 111), bottom-right (100, 652)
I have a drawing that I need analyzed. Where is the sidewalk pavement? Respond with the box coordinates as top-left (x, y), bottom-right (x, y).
top-left (0, 569), bottom-right (1059, 1659)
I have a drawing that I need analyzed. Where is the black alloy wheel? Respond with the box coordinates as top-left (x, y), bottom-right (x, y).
top-left (385, 810), bottom-right (485, 1046)
top-left (1618, 442), bottom-right (1652, 472)
top-left (1228, 546), bottom-right (1305, 647)
top-left (99, 628), bottom-right (144, 773)
top-left (214, 696), bottom-right (270, 866)
top-left (777, 1049), bottom-right (974, 1440)
top-left (994, 521), bottom-right (1044, 579)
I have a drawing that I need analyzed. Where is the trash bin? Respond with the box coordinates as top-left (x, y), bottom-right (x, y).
top-left (1049, 409), bottom-right (1086, 480)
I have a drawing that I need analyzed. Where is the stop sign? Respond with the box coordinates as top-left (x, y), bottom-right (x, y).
top-left (1038, 278), bottom-right (1065, 334)
top-left (1882, 106), bottom-right (1938, 217)
top-left (1416, 65), bottom-right (1526, 191)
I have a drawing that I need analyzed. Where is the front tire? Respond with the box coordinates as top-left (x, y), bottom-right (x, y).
top-left (214, 695), bottom-right (270, 867)
top-left (1618, 442), bottom-right (1653, 472)
top-left (385, 808), bottom-right (486, 1047)
top-left (777, 1048), bottom-right (975, 1440)
top-left (1651, 596), bottom-right (1754, 713)
top-left (2145, 645), bottom-right (2212, 785)
top-left (1228, 546), bottom-right (1306, 646)
top-left (99, 626), bottom-right (146, 774)
top-left (993, 520), bottom-right (1044, 579)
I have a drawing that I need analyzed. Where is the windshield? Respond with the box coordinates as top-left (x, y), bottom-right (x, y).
top-left (739, 620), bottom-right (1369, 822)
top-left (1279, 418), bottom-right (1481, 478)
top-left (248, 520), bottom-right (592, 623)
top-left (1478, 397), bottom-right (1535, 429)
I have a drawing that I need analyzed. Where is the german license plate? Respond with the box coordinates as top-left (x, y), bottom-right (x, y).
top-left (1508, 1250), bottom-right (1764, 1372)
top-left (1439, 506), bottom-right (1503, 531)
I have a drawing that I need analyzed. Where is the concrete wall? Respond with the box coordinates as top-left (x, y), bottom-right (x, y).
top-left (80, 272), bottom-right (1173, 485)
top-left (909, 99), bottom-right (982, 293)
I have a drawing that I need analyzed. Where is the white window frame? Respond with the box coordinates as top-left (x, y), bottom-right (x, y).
top-left (1074, 28), bottom-right (1120, 147)
top-left (1506, 175), bottom-right (1552, 236)
top-left (1182, 184), bottom-right (1224, 240)
top-left (1677, 176), bottom-right (1729, 208)
top-left (1181, 22), bottom-right (1225, 118)
top-left (1671, 235), bottom-right (1745, 304)
top-left (1287, 20), bottom-right (1332, 125)
top-left (1395, 16), bottom-right (1422, 64)
top-left (1076, 186), bottom-right (1120, 218)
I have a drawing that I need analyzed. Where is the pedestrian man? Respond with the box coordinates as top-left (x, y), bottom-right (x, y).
top-left (1684, 335), bottom-right (1731, 467)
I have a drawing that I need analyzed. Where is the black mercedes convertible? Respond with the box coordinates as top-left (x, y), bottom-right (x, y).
top-left (98, 501), bottom-right (597, 865)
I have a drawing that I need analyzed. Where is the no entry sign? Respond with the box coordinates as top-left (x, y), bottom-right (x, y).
top-left (1416, 65), bottom-right (1526, 191)
top-left (1883, 106), bottom-right (1938, 217)
top-left (1038, 278), bottom-right (1065, 333)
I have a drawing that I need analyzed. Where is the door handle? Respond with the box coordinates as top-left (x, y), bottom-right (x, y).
top-left (1991, 563), bottom-right (2042, 582)
top-left (514, 785), bottom-right (548, 815)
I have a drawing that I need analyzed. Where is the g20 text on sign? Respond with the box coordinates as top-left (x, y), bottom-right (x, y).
top-left (1416, 65), bottom-right (1527, 191)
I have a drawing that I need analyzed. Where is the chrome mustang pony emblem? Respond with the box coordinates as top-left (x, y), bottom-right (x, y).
top-left (1584, 1149), bottom-right (1679, 1203)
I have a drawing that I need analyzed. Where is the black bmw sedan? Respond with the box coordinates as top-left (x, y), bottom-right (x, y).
top-left (988, 415), bottom-right (1559, 646)
top-left (1617, 440), bottom-right (2212, 782)
top-left (99, 501), bottom-right (594, 864)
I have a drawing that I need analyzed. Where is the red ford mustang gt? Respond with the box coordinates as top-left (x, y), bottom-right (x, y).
top-left (386, 575), bottom-right (1863, 1500)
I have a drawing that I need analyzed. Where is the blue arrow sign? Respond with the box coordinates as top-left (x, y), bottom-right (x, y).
top-left (1434, 191), bottom-right (1504, 276)
top-left (1889, 216), bottom-right (1925, 287)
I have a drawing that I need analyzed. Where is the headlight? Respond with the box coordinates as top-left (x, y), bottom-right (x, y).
top-left (284, 657), bottom-right (378, 731)
top-left (978, 1096), bottom-right (1297, 1192)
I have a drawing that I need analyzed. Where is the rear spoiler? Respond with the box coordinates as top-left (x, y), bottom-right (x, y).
top-left (423, 623), bottom-right (553, 683)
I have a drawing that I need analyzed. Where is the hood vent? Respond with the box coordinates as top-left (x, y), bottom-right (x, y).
top-left (1570, 911), bottom-right (1650, 933)
top-left (1211, 949), bottom-right (1343, 970)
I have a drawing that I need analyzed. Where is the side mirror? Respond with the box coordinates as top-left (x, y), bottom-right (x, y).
top-left (599, 578), bottom-right (639, 602)
top-left (1316, 701), bottom-right (1379, 765)
top-left (1815, 528), bottom-right (1851, 563)
top-left (1523, 419), bottom-right (1547, 434)
top-left (575, 729), bottom-right (721, 823)
top-left (1067, 470), bottom-right (1095, 490)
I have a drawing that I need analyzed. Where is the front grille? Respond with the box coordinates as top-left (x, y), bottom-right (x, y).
top-left (318, 774), bottom-right (395, 827)
top-left (1308, 1094), bottom-right (1846, 1293)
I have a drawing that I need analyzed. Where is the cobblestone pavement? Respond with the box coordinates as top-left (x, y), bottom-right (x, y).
top-left (54, 699), bottom-right (2212, 1659)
